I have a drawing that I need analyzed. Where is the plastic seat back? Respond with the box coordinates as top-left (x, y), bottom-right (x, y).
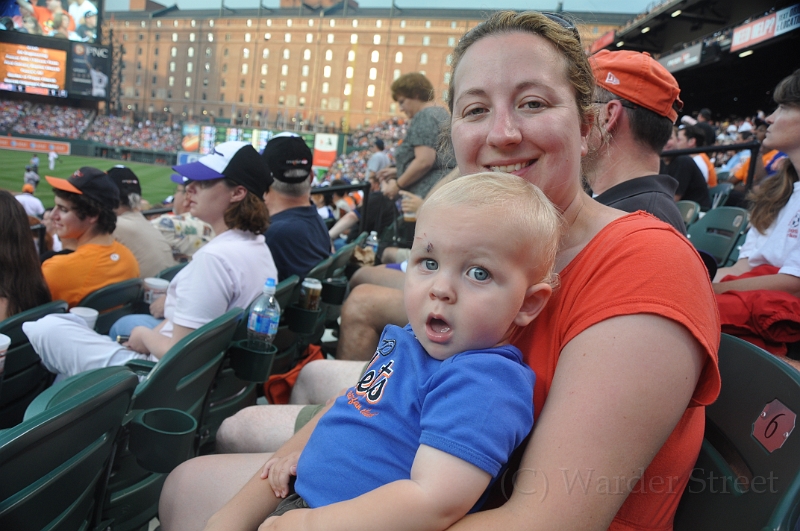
top-left (157, 262), bottom-right (188, 282)
top-left (0, 367), bottom-right (137, 531)
top-left (0, 300), bottom-right (67, 428)
top-left (327, 239), bottom-right (361, 278)
top-left (687, 207), bottom-right (749, 266)
top-left (674, 334), bottom-right (800, 530)
top-left (709, 182), bottom-right (734, 210)
top-left (78, 278), bottom-right (144, 335)
top-left (677, 200), bottom-right (701, 229)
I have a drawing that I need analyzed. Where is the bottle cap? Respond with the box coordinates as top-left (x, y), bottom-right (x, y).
top-left (263, 277), bottom-right (277, 294)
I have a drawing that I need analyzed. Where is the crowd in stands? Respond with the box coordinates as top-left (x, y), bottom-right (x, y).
top-left (84, 116), bottom-right (183, 152)
top-left (12, 103), bottom-right (94, 138)
top-left (0, 100), bottom-right (32, 130)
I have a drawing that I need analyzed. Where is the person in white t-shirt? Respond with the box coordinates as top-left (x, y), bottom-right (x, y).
top-left (23, 142), bottom-right (277, 378)
top-left (16, 183), bottom-right (45, 218)
top-left (48, 150), bottom-right (58, 170)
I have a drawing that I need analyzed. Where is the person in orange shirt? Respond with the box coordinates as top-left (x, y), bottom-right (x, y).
top-left (43, 167), bottom-right (139, 307)
top-left (15, 0), bottom-right (75, 35)
top-left (677, 124), bottom-right (717, 187)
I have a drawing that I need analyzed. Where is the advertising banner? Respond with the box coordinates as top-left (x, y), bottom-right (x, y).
top-left (68, 42), bottom-right (109, 98)
top-left (658, 42), bottom-right (703, 73)
top-left (313, 133), bottom-right (339, 168)
top-left (731, 4), bottom-right (800, 52)
top-left (0, 137), bottom-right (71, 155)
top-left (0, 42), bottom-right (66, 97)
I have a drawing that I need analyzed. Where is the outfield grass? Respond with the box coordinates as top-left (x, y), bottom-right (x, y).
top-left (0, 149), bottom-right (177, 209)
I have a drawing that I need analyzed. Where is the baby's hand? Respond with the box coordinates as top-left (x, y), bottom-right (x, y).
top-left (260, 451), bottom-right (301, 498)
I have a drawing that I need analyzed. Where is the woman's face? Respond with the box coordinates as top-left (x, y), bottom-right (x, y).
top-left (397, 96), bottom-right (424, 119)
top-left (450, 32), bottom-right (589, 211)
top-left (185, 179), bottom-right (233, 226)
top-left (763, 103), bottom-right (800, 154)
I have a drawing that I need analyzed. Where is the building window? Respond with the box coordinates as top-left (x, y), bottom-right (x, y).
top-left (225, 34), bottom-right (231, 41)
top-left (393, 69), bottom-right (401, 80)
top-left (301, 65), bottom-right (309, 77)
top-left (223, 48), bottom-right (229, 57)
top-left (299, 97), bottom-right (306, 107)
top-left (306, 33), bottom-right (313, 43)
top-left (278, 96), bottom-right (284, 105)
top-left (284, 33), bottom-right (291, 43)
top-left (264, 33), bottom-right (271, 40)
top-left (157, 20), bottom-right (161, 27)
top-left (209, 19), bottom-right (214, 27)
top-left (188, 48), bottom-right (194, 57)
top-left (422, 36), bottom-right (430, 46)
top-left (300, 81), bottom-right (307, 93)
top-left (152, 76), bottom-right (157, 85)
top-left (308, 19), bottom-right (314, 26)
top-left (420, 53), bottom-right (428, 65)
top-left (239, 94), bottom-right (244, 103)
top-left (321, 98), bottom-right (327, 109)
top-left (373, 35), bottom-right (380, 45)
top-left (220, 93), bottom-right (225, 101)
top-left (451, 21), bottom-right (457, 29)
top-left (260, 79), bottom-right (266, 89)
top-left (343, 100), bottom-right (349, 111)
top-left (376, 20), bottom-right (382, 28)
top-left (222, 64), bottom-right (228, 73)
top-left (201, 92), bottom-right (206, 100)
top-left (329, 19), bottom-right (335, 27)
top-left (327, 34), bottom-right (334, 43)
top-left (397, 35), bottom-right (405, 45)
top-left (444, 72), bottom-right (451, 84)
top-left (303, 49), bottom-right (311, 60)
top-left (366, 101), bottom-right (373, 109)
top-left (281, 64), bottom-right (288, 76)
top-left (367, 84), bottom-right (375, 97)
top-left (369, 67), bottom-right (377, 80)
top-left (221, 79), bottom-right (226, 87)
top-left (448, 36), bottom-right (456, 47)
top-left (395, 51), bottom-right (402, 63)
top-left (346, 66), bottom-right (354, 78)
top-left (343, 83), bottom-right (351, 95)
top-left (243, 48), bottom-right (250, 59)
top-left (191, 19), bottom-right (196, 27)
top-left (322, 82), bottom-right (329, 94)
top-left (323, 65), bottom-right (331, 78)
top-left (348, 50), bottom-right (355, 62)
top-left (186, 77), bottom-right (192, 86)
top-left (247, 19), bottom-right (252, 27)
top-left (155, 34), bottom-right (160, 42)
top-left (282, 49), bottom-right (290, 60)
top-left (245, 33), bottom-right (252, 42)
top-left (189, 33), bottom-right (195, 42)
top-left (279, 81), bottom-right (287, 91)
top-left (267, 19), bottom-right (272, 26)
top-left (262, 49), bottom-right (269, 59)
top-left (258, 95), bottom-right (263, 104)
top-left (325, 49), bottom-right (332, 61)
top-left (172, 33), bottom-right (178, 42)
top-left (287, 19), bottom-right (293, 27)
top-left (184, 91), bottom-right (190, 98)
top-left (151, 90), bottom-right (155, 98)
top-left (171, 47), bottom-right (177, 57)
top-left (261, 64), bottom-right (267, 75)
top-left (350, 34), bottom-right (357, 44)
top-left (371, 50), bottom-right (379, 63)
top-left (136, 74), bottom-right (141, 84)
top-left (203, 78), bottom-right (208, 86)
top-left (242, 64), bottom-right (248, 74)
top-left (400, 20), bottom-right (406, 28)
top-left (187, 62), bottom-right (193, 72)
top-left (169, 76), bottom-right (174, 86)
top-left (352, 19), bottom-right (358, 27)
top-left (137, 47), bottom-right (142, 55)
top-left (208, 34), bottom-right (214, 42)
top-left (446, 54), bottom-right (452, 66)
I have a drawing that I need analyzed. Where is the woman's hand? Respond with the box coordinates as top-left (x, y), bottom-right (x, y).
top-left (399, 191), bottom-right (423, 214)
top-left (150, 295), bottom-right (166, 318)
top-left (261, 451), bottom-right (302, 498)
top-left (376, 167), bottom-right (397, 182)
top-left (381, 179), bottom-right (400, 200)
top-left (125, 326), bottom-right (151, 354)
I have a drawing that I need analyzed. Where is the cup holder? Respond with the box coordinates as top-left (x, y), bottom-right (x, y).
top-left (285, 305), bottom-right (321, 335)
top-left (229, 339), bottom-right (278, 382)
top-left (129, 408), bottom-right (197, 473)
top-left (321, 277), bottom-right (348, 306)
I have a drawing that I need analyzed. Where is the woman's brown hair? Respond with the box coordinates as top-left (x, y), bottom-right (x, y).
top-left (748, 69), bottom-right (800, 233)
top-left (0, 190), bottom-right (51, 318)
top-left (391, 72), bottom-right (435, 103)
top-left (222, 179), bottom-right (270, 234)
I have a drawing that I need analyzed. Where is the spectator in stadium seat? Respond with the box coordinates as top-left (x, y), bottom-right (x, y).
top-left (583, 50), bottom-right (687, 234)
top-left (328, 172), bottom-right (397, 247)
top-left (661, 126), bottom-right (712, 210)
top-left (39, 167), bottom-right (139, 308)
top-left (676, 124), bottom-right (718, 187)
top-left (695, 107), bottom-right (717, 146)
top-left (713, 69), bottom-right (800, 358)
top-left (364, 138), bottom-right (391, 181)
top-left (0, 190), bottom-right (51, 321)
top-left (67, 0), bottom-right (95, 27)
top-left (74, 6), bottom-right (95, 41)
top-left (107, 165), bottom-right (176, 278)
top-left (151, 178), bottom-right (215, 263)
top-left (15, 183), bottom-right (45, 218)
top-left (261, 133), bottom-right (331, 281)
top-left (159, 14), bottom-right (720, 531)
top-left (24, 142), bottom-right (277, 378)
top-left (16, 0), bottom-right (75, 35)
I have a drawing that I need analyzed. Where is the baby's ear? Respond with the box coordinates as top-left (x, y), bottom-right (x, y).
top-left (513, 283), bottom-right (552, 328)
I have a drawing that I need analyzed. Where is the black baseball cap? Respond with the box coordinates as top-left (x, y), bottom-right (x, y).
top-left (172, 141), bottom-right (273, 197)
top-left (261, 133), bottom-right (313, 184)
top-left (374, 138), bottom-right (385, 150)
top-left (107, 165), bottom-right (142, 206)
top-left (46, 167), bottom-right (120, 209)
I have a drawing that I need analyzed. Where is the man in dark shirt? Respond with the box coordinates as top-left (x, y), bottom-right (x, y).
top-left (584, 50), bottom-right (686, 234)
top-left (262, 133), bottom-right (331, 281)
top-left (696, 108), bottom-right (717, 147)
top-left (661, 126), bottom-right (711, 210)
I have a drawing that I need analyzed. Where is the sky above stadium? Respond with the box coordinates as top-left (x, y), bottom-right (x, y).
top-left (104, 0), bottom-right (654, 14)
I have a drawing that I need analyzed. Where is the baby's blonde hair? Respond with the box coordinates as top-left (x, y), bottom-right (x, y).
top-left (419, 172), bottom-right (562, 288)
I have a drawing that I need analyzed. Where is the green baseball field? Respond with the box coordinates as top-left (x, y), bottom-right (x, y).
top-left (0, 149), bottom-right (177, 209)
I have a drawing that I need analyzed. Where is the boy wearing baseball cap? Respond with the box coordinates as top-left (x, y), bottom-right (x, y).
top-left (42, 167), bottom-right (139, 307)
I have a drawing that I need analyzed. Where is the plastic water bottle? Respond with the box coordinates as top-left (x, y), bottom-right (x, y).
top-left (365, 231), bottom-right (379, 255)
top-left (247, 278), bottom-right (281, 350)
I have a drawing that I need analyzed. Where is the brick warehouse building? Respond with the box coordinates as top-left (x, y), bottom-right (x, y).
top-left (104, 0), bottom-right (632, 132)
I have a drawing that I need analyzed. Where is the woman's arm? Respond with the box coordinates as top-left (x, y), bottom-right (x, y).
top-left (261, 445), bottom-right (491, 531)
top-left (447, 314), bottom-right (705, 531)
top-left (329, 211), bottom-right (359, 240)
top-left (396, 146), bottom-right (436, 190)
top-left (713, 272), bottom-right (800, 296)
top-left (126, 322), bottom-right (193, 359)
top-left (713, 257), bottom-right (752, 282)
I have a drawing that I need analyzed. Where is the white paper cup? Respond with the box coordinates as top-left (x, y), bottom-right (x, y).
top-left (143, 277), bottom-right (170, 304)
top-left (403, 211), bottom-right (417, 222)
top-left (0, 333), bottom-right (10, 375)
top-left (70, 307), bottom-right (99, 329)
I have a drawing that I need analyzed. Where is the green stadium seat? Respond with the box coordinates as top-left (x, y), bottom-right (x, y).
top-left (677, 200), bottom-right (701, 229)
top-left (687, 207), bottom-right (749, 267)
top-left (78, 278), bottom-right (144, 335)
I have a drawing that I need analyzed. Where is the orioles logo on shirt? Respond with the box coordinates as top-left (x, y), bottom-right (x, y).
top-left (789, 211), bottom-right (800, 239)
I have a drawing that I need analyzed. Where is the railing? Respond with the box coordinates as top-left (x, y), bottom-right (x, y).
top-left (311, 182), bottom-right (372, 235)
top-left (662, 140), bottom-right (761, 190)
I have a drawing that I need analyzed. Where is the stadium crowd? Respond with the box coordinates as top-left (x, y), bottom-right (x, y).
top-left (2, 9), bottom-right (800, 531)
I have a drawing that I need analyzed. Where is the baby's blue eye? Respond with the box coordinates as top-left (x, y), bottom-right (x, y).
top-left (467, 267), bottom-right (490, 281)
top-left (424, 259), bottom-right (438, 271)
